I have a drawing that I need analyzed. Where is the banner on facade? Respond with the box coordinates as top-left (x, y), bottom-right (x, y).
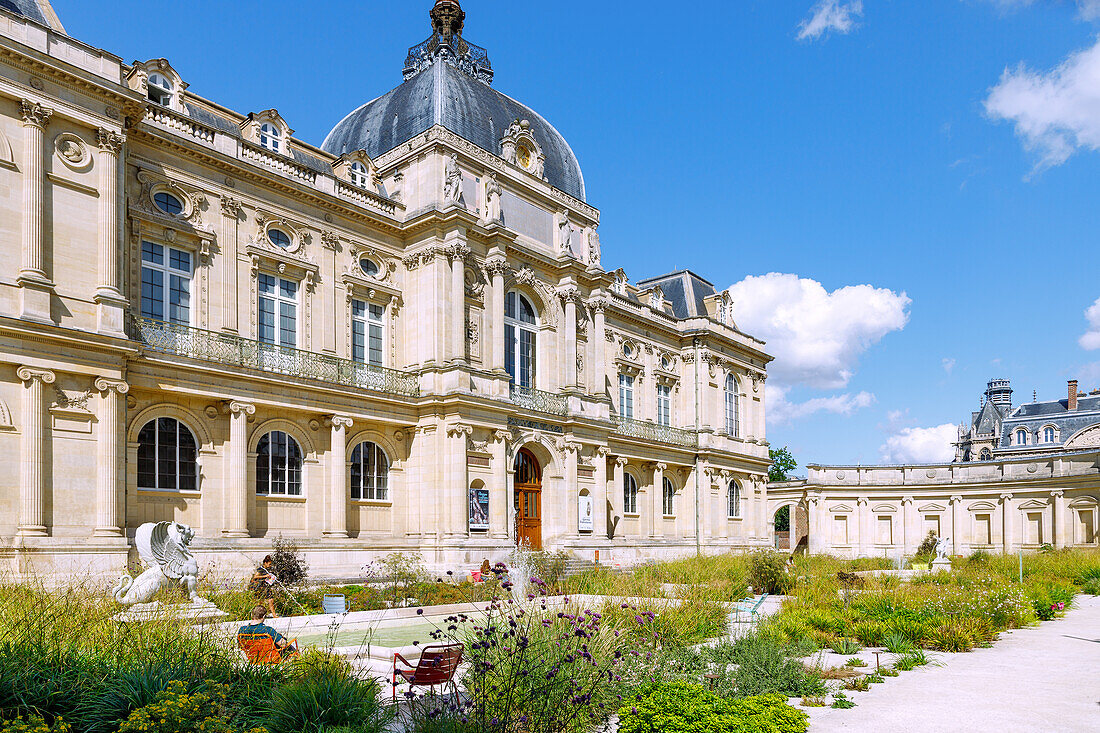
top-left (469, 487), bottom-right (490, 531)
top-left (578, 493), bottom-right (594, 532)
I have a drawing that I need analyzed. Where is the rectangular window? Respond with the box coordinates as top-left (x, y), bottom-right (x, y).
top-left (141, 241), bottom-right (192, 324)
top-left (351, 300), bottom-right (385, 366)
top-left (1026, 512), bottom-right (1043, 545)
top-left (1078, 510), bottom-right (1095, 544)
top-left (833, 515), bottom-right (849, 545)
top-left (656, 384), bottom-right (671, 427)
top-left (619, 374), bottom-right (634, 419)
top-left (876, 515), bottom-right (893, 545)
top-left (975, 513), bottom-right (992, 545)
top-left (258, 274), bottom-right (297, 348)
top-left (725, 384), bottom-right (740, 437)
top-left (923, 514), bottom-right (941, 538)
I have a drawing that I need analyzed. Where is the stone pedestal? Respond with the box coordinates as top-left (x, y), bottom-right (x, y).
top-left (113, 598), bottom-right (229, 625)
top-left (931, 557), bottom-right (952, 574)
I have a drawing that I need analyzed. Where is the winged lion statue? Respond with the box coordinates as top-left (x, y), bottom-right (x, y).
top-left (113, 521), bottom-right (202, 606)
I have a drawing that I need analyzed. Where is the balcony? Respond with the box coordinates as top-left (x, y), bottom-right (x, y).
top-left (134, 317), bottom-right (420, 397)
top-left (509, 383), bottom-right (568, 416)
top-left (615, 416), bottom-right (699, 449)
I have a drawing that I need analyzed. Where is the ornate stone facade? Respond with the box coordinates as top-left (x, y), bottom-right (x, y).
top-left (0, 1), bottom-right (772, 579)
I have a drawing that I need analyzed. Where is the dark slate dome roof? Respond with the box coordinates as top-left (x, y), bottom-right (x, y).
top-left (322, 3), bottom-right (585, 202)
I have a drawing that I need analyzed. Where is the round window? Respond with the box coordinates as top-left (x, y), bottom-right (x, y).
top-left (622, 342), bottom-right (634, 358)
top-left (154, 192), bottom-right (183, 216)
top-left (661, 356), bottom-right (672, 371)
top-left (268, 228), bottom-right (291, 249)
top-left (360, 258), bottom-right (380, 278)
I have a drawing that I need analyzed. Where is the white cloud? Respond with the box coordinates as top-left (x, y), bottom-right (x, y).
top-left (984, 36), bottom-right (1100, 171)
top-left (879, 424), bottom-right (958, 464)
top-left (797, 0), bottom-right (864, 41)
top-left (728, 273), bottom-right (910, 391)
top-left (979, 0), bottom-right (1100, 20)
top-left (1080, 297), bottom-right (1100, 349)
top-left (768, 385), bottom-right (876, 425)
top-left (942, 357), bottom-right (957, 374)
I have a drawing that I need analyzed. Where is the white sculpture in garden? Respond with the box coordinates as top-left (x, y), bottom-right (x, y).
top-left (934, 535), bottom-right (951, 561)
top-left (113, 521), bottom-right (202, 606)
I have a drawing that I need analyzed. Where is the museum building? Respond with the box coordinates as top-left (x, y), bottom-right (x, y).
top-left (0, 1), bottom-right (774, 578)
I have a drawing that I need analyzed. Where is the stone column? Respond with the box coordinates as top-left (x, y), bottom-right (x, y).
top-left (1051, 490), bottom-right (1066, 549)
top-left (610, 457), bottom-right (626, 539)
top-left (590, 298), bottom-right (607, 399)
top-left (563, 439), bottom-right (581, 538)
top-left (559, 286), bottom-right (579, 389)
top-left (901, 496), bottom-right (915, 553)
top-left (94, 128), bottom-right (126, 335)
top-left (489, 431), bottom-right (510, 540)
top-left (17, 366), bottom-right (55, 536)
top-left (18, 100), bottom-right (54, 322)
top-left (743, 478), bottom-right (757, 541)
top-left (486, 256), bottom-right (507, 374)
top-left (651, 462), bottom-right (666, 539)
top-left (219, 197), bottom-right (243, 333)
top-left (93, 378), bottom-right (129, 537)
top-left (223, 401), bottom-right (255, 538)
top-left (325, 416), bottom-right (353, 538)
top-left (594, 447), bottom-right (610, 542)
top-left (950, 495), bottom-right (963, 554)
top-left (448, 245), bottom-right (469, 363)
top-left (857, 498), bottom-right (870, 556)
top-left (446, 425), bottom-right (471, 538)
top-left (1000, 493), bottom-right (1014, 553)
top-left (807, 494), bottom-right (822, 554)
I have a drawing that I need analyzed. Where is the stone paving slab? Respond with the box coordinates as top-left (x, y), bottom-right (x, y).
top-left (804, 594), bottom-right (1100, 733)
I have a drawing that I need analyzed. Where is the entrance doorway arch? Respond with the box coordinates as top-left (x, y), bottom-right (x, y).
top-left (774, 505), bottom-right (791, 550)
top-left (514, 448), bottom-right (543, 549)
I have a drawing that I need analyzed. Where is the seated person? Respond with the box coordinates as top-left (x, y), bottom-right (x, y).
top-left (238, 605), bottom-right (297, 662)
top-left (248, 555), bottom-right (278, 617)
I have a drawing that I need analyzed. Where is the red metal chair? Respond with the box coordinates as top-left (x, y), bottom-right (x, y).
top-left (392, 643), bottom-right (463, 702)
top-left (237, 633), bottom-right (299, 664)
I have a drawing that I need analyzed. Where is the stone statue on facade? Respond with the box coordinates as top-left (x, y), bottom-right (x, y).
top-left (587, 227), bottom-right (601, 268)
top-left (483, 172), bottom-right (503, 224)
top-left (113, 521), bottom-right (202, 606)
top-left (558, 212), bottom-right (574, 258)
top-left (443, 153), bottom-right (464, 206)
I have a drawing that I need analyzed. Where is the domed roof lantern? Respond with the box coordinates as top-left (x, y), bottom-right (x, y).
top-left (404, 0), bottom-right (492, 84)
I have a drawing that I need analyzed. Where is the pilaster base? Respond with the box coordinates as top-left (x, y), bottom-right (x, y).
top-left (94, 291), bottom-right (128, 336)
top-left (223, 530), bottom-right (250, 539)
top-left (92, 527), bottom-right (123, 538)
top-left (16, 526), bottom-right (47, 538)
top-left (16, 275), bottom-right (54, 324)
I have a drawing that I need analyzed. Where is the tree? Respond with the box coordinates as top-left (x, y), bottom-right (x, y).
top-left (768, 446), bottom-right (797, 483)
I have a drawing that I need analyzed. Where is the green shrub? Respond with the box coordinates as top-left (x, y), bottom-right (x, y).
top-left (892, 649), bottom-right (931, 671)
top-left (865, 673), bottom-right (884, 684)
top-left (829, 638), bottom-right (860, 655)
top-left (1083, 577), bottom-right (1100, 595)
top-left (724, 636), bottom-right (826, 699)
top-left (116, 681), bottom-right (262, 733)
top-left (830, 692), bottom-right (855, 709)
top-left (928, 619), bottom-right (977, 653)
top-left (749, 552), bottom-right (793, 595)
top-left (852, 620), bottom-right (887, 647)
top-left (617, 683), bottom-right (808, 733)
top-left (913, 531), bottom-right (939, 564)
top-left (260, 653), bottom-right (392, 733)
top-left (878, 667), bottom-right (899, 677)
top-left (0, 715), bottom-right (71, 733)
top-left (842, 676), bottom-right (870, 692)
top-left (270, 534), bottom-right (309, 586)
top-left (843, 658), bottom-right (866, 667)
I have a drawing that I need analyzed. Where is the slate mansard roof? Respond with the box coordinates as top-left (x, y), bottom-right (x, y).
top-left (636, 271), bottom-right (718, 320)
top-left (322, 57), bottom-right (586, 203)
top-left (999, 395), bottom-right (1100, 449)
top-left (0, 0), bottom-right (63, 31)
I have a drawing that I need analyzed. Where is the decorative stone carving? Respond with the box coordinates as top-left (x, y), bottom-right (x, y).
top-left (113, 521), bottom-right (202, 605)
top-left (586, 227), bottom-right (601, 268)
top-left (54, 133), bottom-right (91, 170)
top-left (500, 119), bottom-right (546, 178)
top-left (443, 153), bottom-right (464, 206)
top-left (96, 128), bottom-right (124, 156)
top-left (20, 100), bottom-right (53, 129)
top-left (556, 211), bottom-right (575, 259)
top-left (52, 386), bottom-right (93, 412)
top-left (220, 196), bottom-right (243, 218)
top-left (483, 172), bottom-right (503, 224)
top-left (390, 170), bottom-right (404, 203)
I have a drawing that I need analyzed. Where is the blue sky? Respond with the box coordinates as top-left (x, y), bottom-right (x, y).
top-left (51, 0), bottom-right (1100, 469)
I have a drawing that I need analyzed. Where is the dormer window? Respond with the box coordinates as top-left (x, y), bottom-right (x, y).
top-left (259, 123), bottom-right (282, 153)
top-left (1015, 429), bottom-right (1028, 446)
top-left (1043, 426), bottom-right (1056, 444)
top-left (350, 161), bottom-right (370, 188)
top-left (148, 73), bottom-right (174, 106)
top-left (268, 228), bottom-right (292, 250)
top-left (154, 191), bottom-right (183, 216)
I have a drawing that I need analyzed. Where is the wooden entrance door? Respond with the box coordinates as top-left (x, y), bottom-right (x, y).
top-left (514, 449), bottom-right (542, 550)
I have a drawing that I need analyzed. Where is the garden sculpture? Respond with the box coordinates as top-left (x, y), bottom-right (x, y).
top-left (113, 521), bottom-right (202, 606)
top-left (934, 535), bottom-right (951, 562)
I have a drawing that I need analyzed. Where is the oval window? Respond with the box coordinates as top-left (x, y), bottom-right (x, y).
top-left (154, 191), bottom-right (183, 216)
top-left (360, 258), bottom-right (380, 278)
top-left (661, 356), bottom-right (672, 370)
top-left (268, 228), bottom-right (291, 249)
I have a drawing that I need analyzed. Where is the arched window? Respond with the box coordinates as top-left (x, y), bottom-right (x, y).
top-left (725, 374), bottom-right (740, 437)
top-left (1015, 429), bottom-right (1028, 446)
top-left (662, 477), bottom-right (675, 517)
top-left (728, 480), bottom-right (741, 518)
top-left (623, 472), bottom-right (638, 514)
top-left (505, 291), bottom-right (538, 389)
top-left (257, 431), bottom-right (302, 496)
top-left (350, 161), bottom-right (370, 188)
top-left (1043, 426), bottom-right (1056, 444)
top-left (137, 418), bottom-right (198, 491)
top-left (259, 123), bottom-right (282, 153)
top-left (147, 72), bottom-right (173, 106)
top-left (350, 441), bottom-right (389, 501)
top-left (979, 448), bottom-right (993, 461)
top-left (514, 449), bottom-right (541, 485)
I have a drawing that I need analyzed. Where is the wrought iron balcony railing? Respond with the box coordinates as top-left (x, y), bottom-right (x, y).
top-left (509, 383), bottom-right (568, 416)
top-left (134, 317), bottom-right (420, 397)
top-left (615, 416), bottom-right (699, 449)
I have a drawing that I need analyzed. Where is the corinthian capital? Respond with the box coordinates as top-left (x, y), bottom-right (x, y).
top-left (94, 377), bottom-right (130, 395)
top-left (484, 257), bottom-right (508, 277)
top-left (557, 285), bottom-right (581, 305)
top-left (17, 366), bottom-right (55, 385)
top-left (96, 128), bottom-right (125, 155)
top-left (20, 100), bottom-right (53, 128)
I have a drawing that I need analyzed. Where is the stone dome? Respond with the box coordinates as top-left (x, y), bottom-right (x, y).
top-left (321, 1), bottom-right (585, 202)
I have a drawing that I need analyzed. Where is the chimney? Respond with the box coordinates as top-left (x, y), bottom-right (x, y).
top-left (1068, 380), bottom-right (1079, 411)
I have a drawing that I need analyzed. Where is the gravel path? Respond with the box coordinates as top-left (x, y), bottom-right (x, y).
top-left (805, 594), bottom-right (1100, 732)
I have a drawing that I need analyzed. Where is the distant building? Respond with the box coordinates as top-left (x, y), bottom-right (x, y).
top-left (955, 379), bottom-right (1100, 462)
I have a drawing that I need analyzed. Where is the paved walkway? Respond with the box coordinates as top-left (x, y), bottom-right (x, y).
top-left (805, 594), bottom-right (1100, 733)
